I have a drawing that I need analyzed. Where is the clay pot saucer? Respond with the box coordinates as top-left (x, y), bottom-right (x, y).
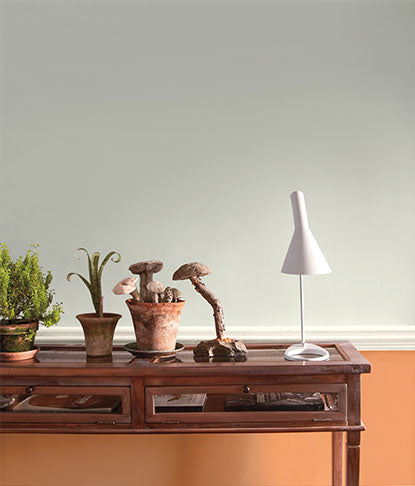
top-left (123, 342), bottom-right (184, 359)
top-left (0, 345), bottom-right (40, 362)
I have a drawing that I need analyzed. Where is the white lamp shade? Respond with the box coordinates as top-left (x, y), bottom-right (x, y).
top-left (281, 191), bottom-right (331, 275)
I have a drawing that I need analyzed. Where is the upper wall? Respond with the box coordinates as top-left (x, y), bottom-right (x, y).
top-left (1, 0), bottom-right (414, 333)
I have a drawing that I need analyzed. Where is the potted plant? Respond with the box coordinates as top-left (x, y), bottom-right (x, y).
top-left (0, 244), bottom-right (63, 360)
top-left (113, 260), bottom-right (185, 352)
top-left (67, 248), bottom-right (122, 357)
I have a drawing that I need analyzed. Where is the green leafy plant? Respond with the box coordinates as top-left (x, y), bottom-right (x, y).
top-left (67, 248), bottom-right (121, 317)
top-left (0, 244), bottom-right (63, 326)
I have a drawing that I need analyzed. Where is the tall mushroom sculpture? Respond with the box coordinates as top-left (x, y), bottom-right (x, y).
top-left (173, 262), bottom-right (247, 358)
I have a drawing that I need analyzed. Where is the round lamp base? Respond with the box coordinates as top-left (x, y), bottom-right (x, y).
top-left (284, 342), bottom-right (329, 362)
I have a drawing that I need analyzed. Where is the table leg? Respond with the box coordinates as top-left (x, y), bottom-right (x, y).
top-left (346, 431), bottom-right (361, 486)
top-left (332, 431), bottom-right (343, 486)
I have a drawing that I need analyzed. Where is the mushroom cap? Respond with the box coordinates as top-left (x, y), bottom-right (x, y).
top-left (113, 276), bottom-right (138, 295)
top-left (172, 288), bottom-right (184, 301)
top-left (172, 288), bottom-right (182, 298)
top-left (129, 260), bottom-right (163, 275)
top-left (172, 262), bottom-right (211, 280)
top-left (146, 281), bottom-right (165, 294)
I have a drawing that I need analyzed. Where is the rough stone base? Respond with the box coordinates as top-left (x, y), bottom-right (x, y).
top-left (193, 338), bottom-right (248, 358)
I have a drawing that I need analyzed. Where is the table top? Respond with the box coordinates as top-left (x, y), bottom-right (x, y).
top-left (0, 342), bottom-right (371, 377)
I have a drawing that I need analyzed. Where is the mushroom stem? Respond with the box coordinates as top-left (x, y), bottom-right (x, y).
top-left (130, 289), bottom-right (141, 301)
top-left (138, 274), bottom-right (148, 302)
top-left (144, 271), bottom-right (155, 302)
top-left (140, 272), bottom-right (155, 302)
top-left (189, 276), bottom-right (225, 340)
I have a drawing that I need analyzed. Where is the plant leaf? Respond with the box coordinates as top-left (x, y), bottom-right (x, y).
top-left (74, 247), bottom-right (94, 285)
top-left (66, 272), bottom-right (92, 291)
top-left (91, 252), bottom-right (100, 281)
top-left (98, 251), bottom-right (121, 278)
top-left (89, 252), bottom-right (101, 315)
top-left (74, 247), bottom-right (90, 261)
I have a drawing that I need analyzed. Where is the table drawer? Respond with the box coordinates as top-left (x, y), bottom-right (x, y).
top-left (0, 385), bottom-right (131, 424)
top-left (145, 384), bottom-right (347, 424)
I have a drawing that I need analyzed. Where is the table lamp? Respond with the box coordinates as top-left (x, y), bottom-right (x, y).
top-left (281, 191), bottom-right (331, 361)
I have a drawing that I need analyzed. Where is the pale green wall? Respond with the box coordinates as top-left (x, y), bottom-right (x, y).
top-left (1, 0), bottom-right (414, 332)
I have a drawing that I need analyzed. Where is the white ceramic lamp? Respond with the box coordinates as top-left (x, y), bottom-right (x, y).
top-left (282, 191), bottom-right (331, 361)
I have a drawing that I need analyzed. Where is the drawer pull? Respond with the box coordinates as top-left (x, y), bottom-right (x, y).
top-left (243, 386), bottom-right (251, 394)
top-left (25, 386), bottom-right (34, 394)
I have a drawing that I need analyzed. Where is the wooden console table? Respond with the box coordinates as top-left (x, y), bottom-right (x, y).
top-left (0, 341), bottom-right (370, 486)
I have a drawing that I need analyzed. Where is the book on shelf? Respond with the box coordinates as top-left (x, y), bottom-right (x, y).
top-left (12, 394), bottom-right (122, 413)
top-left (155, 394), bottom-right (207, 413)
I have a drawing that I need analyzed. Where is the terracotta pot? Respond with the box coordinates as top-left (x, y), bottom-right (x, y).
top-left (126, 299), bottom-right (185, 352)
top-left (0, 321), bottom-right (39, 353)
top-left (76, 313), bottom-right (121, 357)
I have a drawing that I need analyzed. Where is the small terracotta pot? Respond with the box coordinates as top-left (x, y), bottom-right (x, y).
top-left (0, 321), bottom-right (39, 353)
top-left (126, 299), bottom-right (185, 352)
top-left (76, 313), bottom-right (121, 357)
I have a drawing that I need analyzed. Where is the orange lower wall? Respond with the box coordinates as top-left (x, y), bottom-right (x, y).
top-left (1, 351), bottom-right (414, 486)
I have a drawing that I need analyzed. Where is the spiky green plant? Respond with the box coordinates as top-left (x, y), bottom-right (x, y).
top-left (67, 248), bottom-right (121, 317)
top-left (0, 244), bottom-right (63, 326)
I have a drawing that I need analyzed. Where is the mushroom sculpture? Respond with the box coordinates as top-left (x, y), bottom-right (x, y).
top-left (173, 262), bottom-right (247, 358)
top-left (164, 287), bottom-right (174, 303)
top-left (113, 277), bottom-right (141, 301)
top-left (129, 260), bottom-right (163, 303)
top-left (146, 281), bottom-right (165, 303)
top-left (121, 260), bottom-right (186, 352)
top-left (172, 288), bottom-right (183, 302)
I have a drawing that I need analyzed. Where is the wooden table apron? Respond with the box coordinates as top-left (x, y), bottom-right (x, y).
top-left (0, 341), bottom-right (371, 486)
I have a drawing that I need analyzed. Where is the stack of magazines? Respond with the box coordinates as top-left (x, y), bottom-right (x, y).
top-left (224, 392), bottom-right (326, 411)
top-left (12, 394), bottom-right (122, 413)
top-left (155, 394), bottom-right (207, 413)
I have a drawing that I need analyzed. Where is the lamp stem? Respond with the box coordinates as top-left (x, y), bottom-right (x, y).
top-left (299, 274), bottom-right (305, 345)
